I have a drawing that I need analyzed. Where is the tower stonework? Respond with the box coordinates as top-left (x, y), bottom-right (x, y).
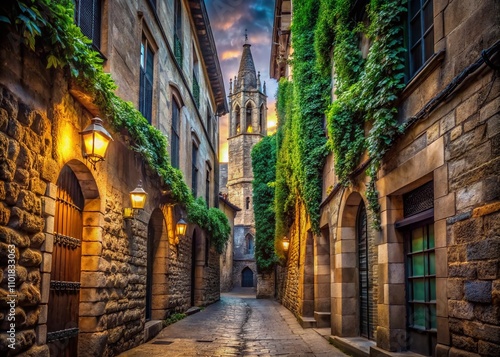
top-left (227, 41), bottom-right (267, 289)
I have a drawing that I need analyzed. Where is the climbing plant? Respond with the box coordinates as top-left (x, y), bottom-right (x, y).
top-left (274, 78), bottom-right (296, 248)
top-left (318, 0), bottom-right (407, 228)
top-left (252, 134), bottom-right (277, 273)
top-left (0, 0), bottom-right (231, 244)
top-left (288, 0), bottom-right (330, 234)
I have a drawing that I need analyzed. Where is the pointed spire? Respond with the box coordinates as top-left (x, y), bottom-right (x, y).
top-left (229, 77), bottom-right (233, 94)
top-left (257, 71), bottom-right (261, 91)
top-left (237, 32), bottom-right (257, 90)
top-left (263, 81), bottom-right (266, 95)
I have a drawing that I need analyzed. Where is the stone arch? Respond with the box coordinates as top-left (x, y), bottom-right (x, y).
top-left (146, 208), bottom-right (169, 320)
top-left (245, 100), bottom-right (255, 132)
top-left (334, 190), bottom-right (377, 339)
top-left (234, 103), bottom-right (241, 135)
top-left (45, 160), bottom-right (104, 356)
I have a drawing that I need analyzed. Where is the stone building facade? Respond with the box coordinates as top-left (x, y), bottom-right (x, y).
top-left (219, 193), bottom-right (240, 292)
top-left (271, 1), bottom-right (500, 356)
top-left (0, 0), bottom-right (227, 356)
top-left (225, 40), bottom-right (267, 291)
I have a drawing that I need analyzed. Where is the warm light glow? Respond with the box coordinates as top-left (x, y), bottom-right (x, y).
top-left (176, 218), bottom-right (187, 238)
top-left (130, 181), bottom-right (148, 209)
top-left (80, 117), bottom-right (113, 165)
top-left (282, 237), bottom-right (290, 251)
top-left (246, 125), bottom-right (253, 133)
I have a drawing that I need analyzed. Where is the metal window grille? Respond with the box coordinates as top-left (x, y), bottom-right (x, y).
top-left (403, 181), bottom-right (434, 217)
top-left (192, 143), bottom-right (198, 197)
top-left (75, 0), bottom-right (101, 50)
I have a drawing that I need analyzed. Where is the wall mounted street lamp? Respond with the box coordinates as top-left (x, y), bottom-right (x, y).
top-left (282, 236), bottom-right (290, 252)
top-left (80, 117), bottom-right (113, 170)
top-left (175, 218), bottom-right (187, 245)
top-left (123, 181), bottom-right (148, 219)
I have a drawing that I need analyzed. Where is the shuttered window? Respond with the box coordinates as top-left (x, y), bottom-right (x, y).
top-left (139, 36), bottom-right (154, 123)
top-left (75, 0), bottom-right (101, 50)
top-left (171, 99), bottom-right (180, 168)
top-left (192, 143), bottom-right (198, 197)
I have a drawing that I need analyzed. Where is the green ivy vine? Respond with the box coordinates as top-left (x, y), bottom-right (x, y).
top-left (317, 0), bottom-right (407, 228)
top-left (0, 0), bottom-right (230, 246)
top-left (251, 134), bottom-right (277, 272)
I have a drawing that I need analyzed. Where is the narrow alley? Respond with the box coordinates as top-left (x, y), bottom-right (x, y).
top-left (120, 288), bottom-right (347, 357)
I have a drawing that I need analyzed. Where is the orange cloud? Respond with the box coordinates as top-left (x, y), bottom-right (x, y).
top-left (221, 50), bottom-right (242, 61)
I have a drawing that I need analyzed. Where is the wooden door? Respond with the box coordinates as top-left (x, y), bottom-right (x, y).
top-left (242, 267), bottom-right (254, 287)
top-left (47, 166), bottom-right (83, 356)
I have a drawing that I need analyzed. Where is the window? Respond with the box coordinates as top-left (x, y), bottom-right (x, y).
top-left (259, 105), bottom-right (264, 133)
top-left (207, 109), bottom-right (212, 142)
top-left (171, 99), bottom-right (180, 168)
top-left (245, 197), bottom-right (250, 210)
top-left (75, 0), bottom-right (101, 50)
top-left (235, 106), bottom-right (241, 134)
top-left (174, 0), bottom-right (183, 66)
top-left (246, 104), bottom-right (253, 132)
top-left (205, 168), bottom-right (211, 207)
top-left (405, 222), bottom-right (436, 355)
top-left (245, 234), bottom-right (254, 255)
top-left (193, 48), bottom-right (200, 107)
top-left (140, 36), bottom-right (154, 123)
top-left (407, 0), bottom-right (434, 79)
top-left (396, 181), bottom-right (436, 355)
top-left (192, 143), bottom-right (198, 197)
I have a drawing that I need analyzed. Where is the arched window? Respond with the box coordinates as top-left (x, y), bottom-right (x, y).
top-left (259, 104), bottom-right (264, 133)
top-left (245, 197), bottom-right (250, 210)
top-left (235, 105), bottom-right (241, 134)
top-left (171, 97), bottom-right (181, 168)
top-left (246, 104), bottom-right (253, 132)
top-left (245, 234), bottom-right (254, 255)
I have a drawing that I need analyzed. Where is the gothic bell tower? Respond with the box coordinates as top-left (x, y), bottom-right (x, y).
top-left (227, 37), bottom-right (267, 286)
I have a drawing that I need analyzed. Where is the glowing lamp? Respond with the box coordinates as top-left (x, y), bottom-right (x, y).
top-left (176, 218), bottom-right (188, 238)
top-left (80, 117), bottom-right (113, 168)
top-left (282, 236), bottom-right (290, 251)
top-left (130, 181), bottom-right (148, 209)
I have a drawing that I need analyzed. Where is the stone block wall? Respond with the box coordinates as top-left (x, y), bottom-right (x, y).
top-left (0, 32), bottom-right (222, 356)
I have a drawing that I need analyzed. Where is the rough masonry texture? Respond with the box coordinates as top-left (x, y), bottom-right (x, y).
top-left (271, 0), bottom-right (500, 356)
top-left (0, 0), bottom-right (227, 355)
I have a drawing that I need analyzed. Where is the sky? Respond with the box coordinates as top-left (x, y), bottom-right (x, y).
top-left (205, 0), bottom-right (278, 162)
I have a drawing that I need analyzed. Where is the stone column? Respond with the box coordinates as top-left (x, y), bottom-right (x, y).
top-left (314, 230), bottom-right (331, 327)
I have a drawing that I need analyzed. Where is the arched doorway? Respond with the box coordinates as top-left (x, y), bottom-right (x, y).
top-left (146, 209), bottom-right (166, 320)
top-left (241, 267), bottom-right (254, 287)
top-left (47, 166), bottom-right (84, 356)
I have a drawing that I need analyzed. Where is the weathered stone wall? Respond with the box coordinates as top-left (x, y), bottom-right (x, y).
top-left (0, 12), bottom-right (223, 354)
top-left (219, 198), bottom-right (237, 293)
top-left (256, 272), bottom-right (275, 299)
top-left (232, 260), bottom-right (257, 288)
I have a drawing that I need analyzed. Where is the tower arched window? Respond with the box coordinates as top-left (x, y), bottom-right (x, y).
top-left (246, 104), bottom-right (253, 132)
top-left (245, 234), bottom-right (254, 255)
top-left (235, 105), bottom-right (241, 134)
top-left (259, 104), bottom-right (264, 133)
top-left (245, 197), bottom-right (250, 210)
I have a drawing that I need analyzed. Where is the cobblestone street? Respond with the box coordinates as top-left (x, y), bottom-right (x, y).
top-left (120, 288), bottom-right (347, 357)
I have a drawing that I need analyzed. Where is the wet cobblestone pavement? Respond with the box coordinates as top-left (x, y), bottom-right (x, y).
top-left (120, 288), bottom-right (347, 356)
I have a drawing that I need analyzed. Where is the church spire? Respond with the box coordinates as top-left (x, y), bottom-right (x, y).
top-left (237, 30), bottom-right (257, 91)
